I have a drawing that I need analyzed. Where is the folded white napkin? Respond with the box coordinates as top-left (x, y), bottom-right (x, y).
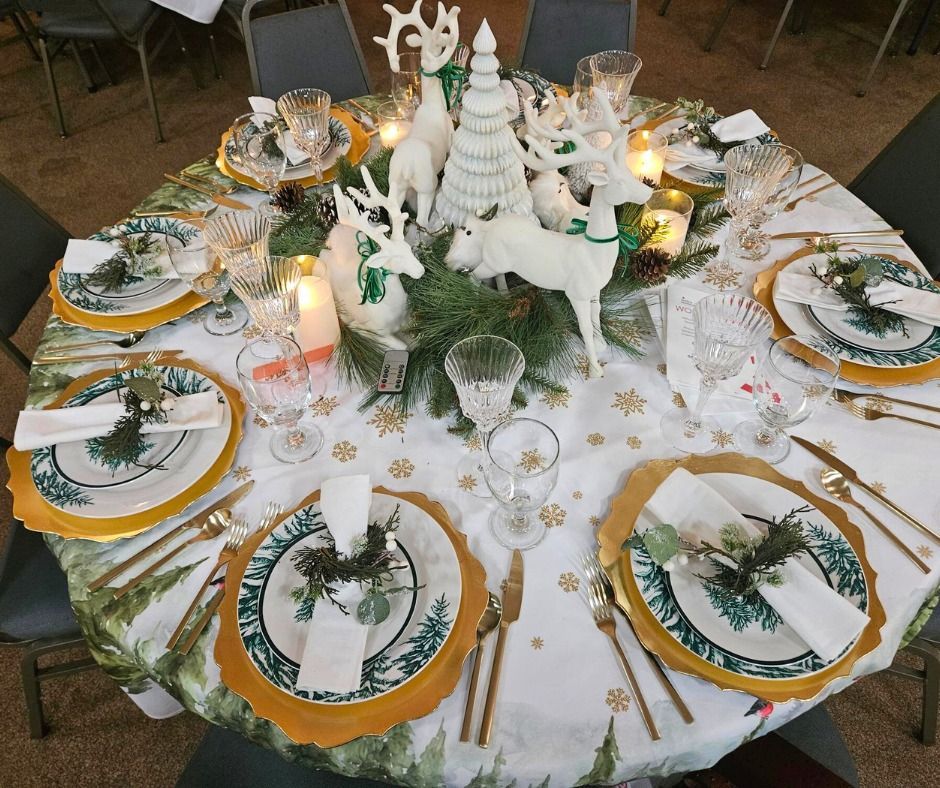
top-left (710, 109), bottom-right (770, 143)
top-left (62, 239), bottom-right (177, 279)
top-left (776, 270), bottom-right (940, 328)
top-left (248, 96), bottom-right (308, 166)
top-left (295, 474), bottom-right (372, 694)
top-left (14, 391), bottom-right (223, 451)
top-left (643, 468), bottom-right (869, 662)
top-left (665, 140), bottom-right (719, 167)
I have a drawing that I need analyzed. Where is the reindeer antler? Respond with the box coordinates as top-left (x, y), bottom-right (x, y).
top-left (346, 167), bottom-right (408, 241)
top-left (333, 167), bottom-right (408, 251)
top-left (374, 1), bottom-right (459, 74)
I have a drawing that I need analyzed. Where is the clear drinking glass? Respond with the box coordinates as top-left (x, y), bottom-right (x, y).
top-left (232, 111), bottom-right (287, 205)
top-left (449, 42), bottom-right (470, 121)
top-left (236, 336), bottom-right (322, 463)
top-left (747, 144), bottom-right (804, 259)
top-left (444, 335), bottom-right (526, 498)
top-left (166, 234), bottom-right (247, 336)
top-left (391, 51), bottom-right (422, 119)
top-left (734, 335), bottom-right (840, 464)
top-left (483, 418), bottom-right (560, 551)
top-left (228, 256), bottom-right (302, 336)
top-left (277, 88), bottom-right (332, 181)
top-left (660, 294), bottom-right (774, 453)
top-left (589, 50), bottom-right (642, 114)
top-left (202, 210), bottom-right (272, 277)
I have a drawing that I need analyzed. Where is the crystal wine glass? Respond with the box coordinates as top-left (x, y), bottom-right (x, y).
top-left (660, 294), bottom-right (774, 454)
top-left (236, 336), bottom-right (323, 463)
top-left (444, 335), bottom-right (525, 498)
top-left (277, 88), bottom-right (331, 181)
top-left (734, 335), bottom-right (840, 464)
top-left (747, 144), bottom-right (804, 260)
top-left (483, 418), bottom-right (560, 551)
top-left (202, 210), bottom-right (272, 277)
top-left (166, 234), bottom-right (247, 335)
top-left (228, 256), bottom-right (302, 336)
top-left (231, 111), bottom-right (287, 208)
top-left (391, 51), bottom-right (422, 120)
top-left (589, 50), bottom-right (642, 114)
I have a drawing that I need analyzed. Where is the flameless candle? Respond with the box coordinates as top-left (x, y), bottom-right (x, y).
top-left (376, 100), bottom-right (413, 149)
top-left (292, 255), bottom-right (340, 363)
top-left (626, 129), bottom-right (667, 185)
top-left (643, 189), bottom-right (694, 257)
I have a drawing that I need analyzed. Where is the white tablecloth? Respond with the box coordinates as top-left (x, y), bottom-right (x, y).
top-left (153, 0), bottom-right (225, 24)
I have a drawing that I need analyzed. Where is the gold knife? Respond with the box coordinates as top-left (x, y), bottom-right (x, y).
top-left (791, 436), bottom-right (939, 542)
top-left (479, 549), bottom-right (524, 748)
top-left (772, 229), bottom-right (904, 240)
top-left (86, 481), bottom-right (255, 593)
top-left (163, 173), bottom-right (251, 211)
top-left (179, 576), bottom-right (226, 655)
top-left (33, 349), bottom-right (184, 366)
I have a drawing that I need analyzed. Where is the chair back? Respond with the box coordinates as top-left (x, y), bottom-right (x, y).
top-left (519, 0), bottom-right (637, 85)
top-left (244, 0), bottom-right (372, 101)
top-left (849, 94), bottom-right (940, 278)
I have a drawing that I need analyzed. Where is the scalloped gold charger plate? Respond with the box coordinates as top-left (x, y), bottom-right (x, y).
top-left (754, 247), bottom-right (940, 386)
top-left (6, 358), bottom-right (245, 542)
top-left (596, 453), bottom-right (885, 703)
top-left (216, 486), bottom-right (487, 747)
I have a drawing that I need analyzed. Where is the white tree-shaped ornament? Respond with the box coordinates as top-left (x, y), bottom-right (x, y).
top-left (435, 19), bottom-right (534, 227)
top-left (374, 1), bottom-right (460, 229)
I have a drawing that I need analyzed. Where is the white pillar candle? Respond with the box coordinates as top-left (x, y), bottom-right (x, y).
top-left (646, 209), bottom-right (690, 256)
top-left (292, 256), bottom-right (340, 361)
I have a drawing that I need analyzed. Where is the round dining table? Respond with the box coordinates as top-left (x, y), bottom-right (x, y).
top-left (18, 93), bottom-right (940, 787)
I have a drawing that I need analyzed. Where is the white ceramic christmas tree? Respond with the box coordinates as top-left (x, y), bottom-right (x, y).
top-left (435, 19), bottom-right (534, 227)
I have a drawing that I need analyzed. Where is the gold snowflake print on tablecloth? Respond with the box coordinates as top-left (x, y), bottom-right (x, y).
top-left (539, 503), bottom-right (566, 528)
top-left (702, 263), bottom-right (742, 291)
top-left (671, 391), bottom-right (686, 408)
top-left (606, 688), bottom-right (631, 713)
top-left (612, 388), bottom-right (647, 416)
top-left (917, 545), bottom-right (934, 560)
top-left (464, 432), bottom-right (482, 451)
top-left (865, 397), bottom-right (892, 412)
top-left (608, 319), bottom-right (648, 346)
top-left (572, 490), bottom-right (583, 500)
top-left (458, 474), bottom-right (478, 492)
top-left (711, 429), bottom-right (734, 448)
top-left (368, 404), bottom-right (411, 437)
top-left (589, 515), bottom-right (601, 527)
top-left (531, 636), bottom-right (544, 650)
top-left (242, 324), bottom-right (263, 339)
top-left (519, 449), bottom-right (546, 472)
top-left (310, 395), bottom-right (339, 417)
top-left (232, 465), bottom-right (252, 482)
top-left (541, 388), bottom-right (571, 409)
top-left (558, 572), bottom-right (579, 592)
top-left (586, 432), bottom-right (606, 446)
top-left (656, 363), bottom-right (667, 376)
top-left (626, 435), bottom-right (642, 450)
top-left (388, 458), bottom-right (415, 479)
top-left (253, 413), bottom-right (269, 429)
top-left (331, 441), bottom-right (357, 463)
top-left (870, 481), bottom-right (887, 495)
top-left (817, 439), bottom-right (838, 453)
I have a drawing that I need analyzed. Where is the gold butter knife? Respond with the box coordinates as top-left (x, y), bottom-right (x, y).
top-left (772, 229), bottom-right (904, 240)
top-left (33, 349), bottom-right (183, 366)
top-left (163, 173), bottom-right (251, 211)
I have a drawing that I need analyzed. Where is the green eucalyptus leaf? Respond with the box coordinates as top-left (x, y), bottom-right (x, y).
top-left (847, 265), bottom-right (867, 288)
top-left (126, 376), bottom-right (162, 402)
top-left (641, 524), bottom-right (680, 566)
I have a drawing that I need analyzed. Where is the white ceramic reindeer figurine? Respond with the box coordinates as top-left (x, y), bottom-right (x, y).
top-left (374, 1), bottom-right (460, 229)
top-left (319, 168), bottom-right (425, 350)
top-left (447, 93), bottom-right (653, 378)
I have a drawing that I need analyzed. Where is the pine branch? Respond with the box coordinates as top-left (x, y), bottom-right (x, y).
top-left (670, 241), bottom-right (719, 279)
top-left (689, 200), bottom-right (729, 239)
top-left (268, 195), bottom-right (331, 257)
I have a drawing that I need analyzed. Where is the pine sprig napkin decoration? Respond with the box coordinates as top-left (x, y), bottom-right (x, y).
top-left (84, 229), bottom-right (161, 293)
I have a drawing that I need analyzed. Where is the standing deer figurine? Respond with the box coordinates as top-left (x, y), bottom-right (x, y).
top-left (319, 168), bottom-right (425, 350)
top-left (447, 92), bottom-right (653, 378)
top-left (374, 1), bottom-right (460, 229)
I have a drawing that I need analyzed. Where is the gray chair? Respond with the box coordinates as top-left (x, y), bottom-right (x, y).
top-left (0, 1), bottom-right (39, 59)
top-left (848, 93), bottom-right (940, 278)
top-left (0, 173), bottom-right (69, 374)
top-left (887, 604), bottom-right (940, 745)
top-left (518, 0), bottom-right (638, 85)
top-left (0, 524), bottom-right (97, 738)
top-left (243, 0), bottom-right (371, 101)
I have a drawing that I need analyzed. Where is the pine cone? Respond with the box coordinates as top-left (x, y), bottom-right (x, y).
top-left (631, 246), bottom-right (672, 286)
top-left (314, 193), bottom-right (338, 227)
top-left (271, 182), bottom-right (306, 214)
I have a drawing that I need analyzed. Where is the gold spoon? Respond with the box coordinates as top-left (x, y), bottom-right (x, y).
top-left (820, 468), bottom-right (929, 574)
top-left (44, 330), bottom-right (147, 353)
top-left (460, 592), bottom-right (502, 742)
top-left (113, 510), bottom-right (232, 599)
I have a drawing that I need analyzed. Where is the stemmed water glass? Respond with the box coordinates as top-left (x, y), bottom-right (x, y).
top-left (660, 294), bottom-right (774, 454)
top-left (277, 88), bottom-right (332, 181)
top-left (236, 336), bottom-right (323, 463)
top-left (483, 418), bottom-right (560, 551)
top-left (228, 256), bottom-right (302, 336)
top-left (202, 210), bottom-right (272, 277)
top-left (166, 234), bottom-right (247, 335)
top-left (589, 50), bottom-right (642, 114)
top-left (444, 335), bottom-right (526, 498)
top-left (746, 144), bottom-right (804, 261)
top-left (391, 52), bottom-right (422, 119)
top-left (734, 335), bottom-right (840, 464)
top-left (231, 111), bottom-right (287, 210)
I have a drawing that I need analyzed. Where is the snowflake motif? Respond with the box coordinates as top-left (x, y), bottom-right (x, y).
top-left (310, 395), bottom-right (339, 417)
top-left (656, 363), bottom-right (667, 376)
top-left (572, 490), bottom-right (583, 500)
top-left (540, 389), bottom-right (571, 409)
top-left (457, 474), bottom-right (478, 492)
top-left (530, 636), bottom-right (544, 651)
top-left (711, 429), bottom-right (734, 448)
top-left (518, 449), bottom-right (546, 472)
top-left (589, 515), bottom-right (601, 527)
top-left (388, 458), bottom-right (415, 479)
top-left (869, 481), bottom-right (887, 495)
top-left (626, 435), bottom-right (642, 450)
top-left (232, 465), bottom-right (252, 482)
top-left (586, 432), bottom-right (606, 446)
top-left (702, 262), bottom-right (742, 291)
top-left (817, 439), bottom-right (838, 453)
top-left (672, 391), bottom-right (687, 409)
top-left (464, 432), bottom-right (482, 451)
top-left (331, 441), bottom-right (357, 463)
top-left (606, 688), bottom-right (631, 713)
top-left (184, 309), bottom-right (204, 324)
top-left (612, 388), bottom-right (647, 416)
top-left (368, 404), bottom-right (411, 437)
top-left (253, 413), bottom-right (269, 429)
top-left (558, 572), bottom-right (580, 592)
top-left (609, 319), bottom-right (648, 346)
top-left (539, 503), bottom-right (566, 528)
top-left (865, 397), bottom-right (892, 412)
top-left (241, 324), bottom-right (263, 339)
top-left (916, 545), bottom-right (934, 559)
top-left (576, 354), bottom-right (607, 379)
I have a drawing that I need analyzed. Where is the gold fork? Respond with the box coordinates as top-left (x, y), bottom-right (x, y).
top-left (832, 388), bottom-right (940, 416)
top-left (784, 180), bottom-right (837, 211)
top-left (841, 398), bottom-right (940, 431)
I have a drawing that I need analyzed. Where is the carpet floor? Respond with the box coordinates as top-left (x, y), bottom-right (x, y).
top-left (0, 1), bottom-right (937, 785)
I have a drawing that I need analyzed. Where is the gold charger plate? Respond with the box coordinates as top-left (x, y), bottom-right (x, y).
top-left (216, 106), bottom-right (371, 190)
top-left (754, 247), bottom-right (940, 386)
top-left (49, 260), bottom-right (208, 332)
top-left (6, 358), bottom-right (245, 542)
top-left (216, 486), bottom-right (488, 747)
top-left (596, 453), bottom-right (885, 703)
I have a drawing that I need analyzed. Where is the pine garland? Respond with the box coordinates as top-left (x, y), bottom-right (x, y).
top-left (84, 232), bottom-right (161, 293)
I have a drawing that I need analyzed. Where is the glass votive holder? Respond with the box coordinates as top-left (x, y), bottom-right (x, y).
top-left (643, 189), bottom-right (694, 257)
top-left (626, 129), bottom-right (667, 186)
top-left (390, 52), bottom-right (422, 119)
top-left (376, 100), bottom-right (413, 149)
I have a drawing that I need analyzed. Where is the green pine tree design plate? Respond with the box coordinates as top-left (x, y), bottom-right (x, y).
top-left (237, 492), bottom-right (461, 704)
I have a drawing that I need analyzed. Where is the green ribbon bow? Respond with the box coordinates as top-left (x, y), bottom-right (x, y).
top-left (566, 218), bottom-right (640, 256)
top-left (421, 60), bottom-right (467, 111)
top-left (356, 231), bottom-right (390, 305)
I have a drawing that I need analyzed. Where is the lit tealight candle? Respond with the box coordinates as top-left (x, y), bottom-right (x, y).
top-left (376, 100), bottom-right (412, 149)
top-left (626, 129), bottom-right (667, 185)
top-left (292, 255), bottom-right (340, 363)
top-left (642, 189), bottom-right (694, 258)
